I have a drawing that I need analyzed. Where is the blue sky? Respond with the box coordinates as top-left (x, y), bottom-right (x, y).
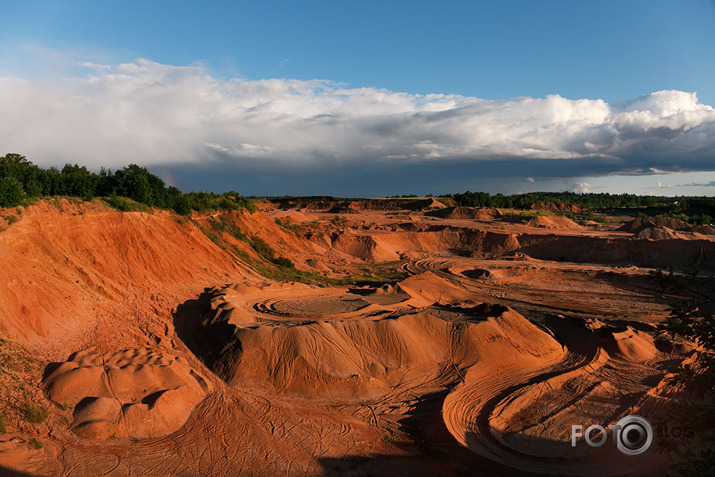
top-left (1, 0), bottom-right (714, 196)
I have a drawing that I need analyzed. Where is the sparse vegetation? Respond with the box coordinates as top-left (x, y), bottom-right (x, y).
top-left (581, 210), bottom-right (607, 223)
top-left (501, 209), bottom-right (554, 218)
top-left (207, 216), bottom-right (248, 241)
top-left (380, 427), bottom-right (408, 444)
top-left (274, 217), bottom-right (304, 236)
top-left (0, 411), bottom-right (7, 433)
top-left (106, 194), bottom-right (149, 212)
top-left (30, 438), bottom-right (44, 449)
top-left (23, 401), bottom-right (48, 424)
top-left (331, 215), bottom-right (347, 226)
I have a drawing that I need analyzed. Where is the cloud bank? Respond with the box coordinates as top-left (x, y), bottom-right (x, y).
top-left (1, 59), bottom-right (714, 183)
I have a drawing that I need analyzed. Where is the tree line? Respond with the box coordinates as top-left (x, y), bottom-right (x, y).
top-left (447, 190), bottom-right (715, 222)
top-left (0, 153), bottom-right (254, 214)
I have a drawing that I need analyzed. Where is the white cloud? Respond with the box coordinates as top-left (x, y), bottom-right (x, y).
top-left (78, 62), bottom-right (112, 71)
top-left (573, 182), bottom-right (592, 193)
top-left (1, 58), bottom-right (714, 175)
top-left (526, 177), bottom-right (535, 183)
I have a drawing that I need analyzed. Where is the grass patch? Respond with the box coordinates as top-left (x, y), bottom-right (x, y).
top-left (207, 216), bottom-right (248, 241)
top-left (0, 411), bottom-right (6, 433)
top-left (24, 401), bottom-right (47, 424)
top-left (500, 209), bottom-right (554, 218)
top-left (29, 438), bottom-right (44, 449)
top-left (380, 428), bottom-right (407, 444)
top-left (274, 218), bottom-right (304, 236)
top-left (103, 195), bottom-right (149, 212)
top-left (580, 210), bottom-right (608, 224)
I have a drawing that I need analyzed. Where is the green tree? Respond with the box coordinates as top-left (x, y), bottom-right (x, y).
top-left (0, 177), bottom-right (25, 207)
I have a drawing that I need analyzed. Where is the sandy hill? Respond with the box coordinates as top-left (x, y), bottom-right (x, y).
top-left (525, 215), bottom-right (583, 230)
top-left (425, 206), bottom-right (501, 220)
top-left (619, 216), bottom-right (690, 232)
top-left (632, 222), bottom-right (688, 240)
top-left (0, 200), bottom-right (248, 349)
top-left (530, 203), bottom-right (584, 214)
top-left (688, 224), bottom-right (715, 235)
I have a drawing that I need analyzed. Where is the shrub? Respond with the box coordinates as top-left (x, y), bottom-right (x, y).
top-left (0, 411), bottom-right (6, 433)
top-left (271, 256), bottom-right (295, 268)
top-left (24, 401), bottom-right (47, 424)
top-left (30, 438), bottom-right (44, 449)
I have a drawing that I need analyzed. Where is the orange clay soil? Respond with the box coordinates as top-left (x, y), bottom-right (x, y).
top-left (0, 198), bottom-right (713, 476)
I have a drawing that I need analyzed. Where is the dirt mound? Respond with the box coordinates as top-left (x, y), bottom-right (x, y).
top-left (42, 347), bottom-right (211, 439)
top-left (425, 207), bottom-right (501, 220)
top-left (525, 215), bottom-right (583, 230)
top-left (395, 271), bottom-right (471, 306)
top-left (689, 225), bottom-right (715, 235)
top-left (619, 216), bottom-right (690, 232)
top-left (633, 223), bottom-right (686, 240)
top-left (181, 280), bottom-right (561, 402)
top-left (601, 326), bottom-right (657, 362)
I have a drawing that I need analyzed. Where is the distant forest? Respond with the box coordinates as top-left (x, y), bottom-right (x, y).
top-left (1, 153), bottom-right (713, 223)
top-left (448, 190), bottom-right (715, 212)
top-left (0, 153), bottom-right (254, 214)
